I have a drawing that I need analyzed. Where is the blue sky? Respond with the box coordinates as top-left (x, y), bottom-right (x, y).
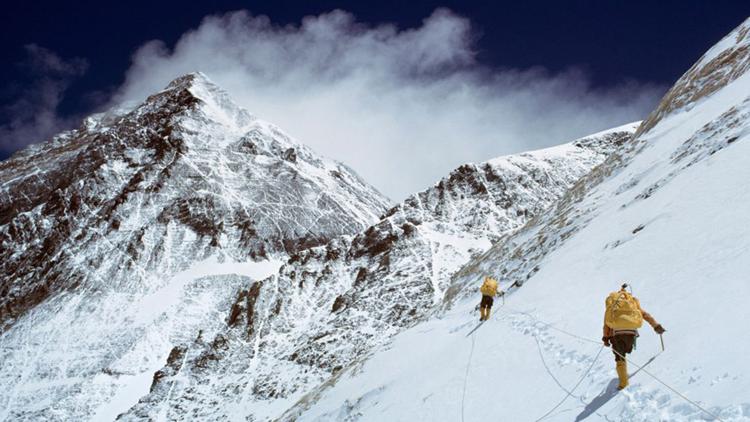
top-left (2, 1), bottom-right (748, 199)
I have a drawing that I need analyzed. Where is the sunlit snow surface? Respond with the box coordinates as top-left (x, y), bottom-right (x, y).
top-left (286, 19), bottom-right (750, 422)
top-left (4, 15), bottom-right (750, 420)
top-left (0, 73), bottom-right (390, 420)
top-left (118, 125), bottom-right (635, 421)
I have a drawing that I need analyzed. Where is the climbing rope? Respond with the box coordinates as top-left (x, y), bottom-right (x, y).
top-left (508, 306), bottom-right (600, 345)
top-left (460, 330), bottom-right (476, 422)
top-left (506, 308), bottom-right (725, 422)
top-left (533, 338), bottom-right (605, 422)
top-left (531, 335), bottom-right (612, 421)
top-left (609, 348), bottom-right (724, 422)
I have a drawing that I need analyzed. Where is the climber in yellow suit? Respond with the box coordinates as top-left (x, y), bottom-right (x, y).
top-left (479, 276), bottom-right (503, 321)
top-left (602, 284), bottom-right (666, 389)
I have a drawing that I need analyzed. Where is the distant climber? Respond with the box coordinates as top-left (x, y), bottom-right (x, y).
top-left (602, 283), bottom-right (665, 390)
top-left (478, 276), bottom-right (503, 321)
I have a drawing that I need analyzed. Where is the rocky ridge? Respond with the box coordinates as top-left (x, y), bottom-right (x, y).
top-left (0, 73), bottom-right (389, 420)
top-left (123, 123), bottom-right (638, 421)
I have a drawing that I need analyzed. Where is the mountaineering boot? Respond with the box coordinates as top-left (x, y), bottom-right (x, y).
top-left (616, 360), bottom-right (629, 390)
top-left (479, 307), bottom-right (486, 321)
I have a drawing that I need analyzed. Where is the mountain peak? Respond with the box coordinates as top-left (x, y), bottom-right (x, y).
top-left (638, 17), bottom-right (750, 135)
top-left (163, 71), bottom-right (214, 91)
top-left (137, 72), bottom-right (256, 131)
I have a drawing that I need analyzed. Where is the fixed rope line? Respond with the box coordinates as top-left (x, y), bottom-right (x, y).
top-left (461, 330), bottom-right (476, 422)
top-left (507, 306), bottom-right (600, 345)
top-left (531, 336), bottom-right (611, 422)
top-left (533, 337), bottom-right (605, 422)
top-left (506, 308), bottom-right (724, 422)
top-left (609, 348), bottom-right (724, 421)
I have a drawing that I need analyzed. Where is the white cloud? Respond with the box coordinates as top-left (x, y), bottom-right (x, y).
top-left (115, 8), bottom-right (664, 202)
top-left (0, 44), bottom-right (88, 154)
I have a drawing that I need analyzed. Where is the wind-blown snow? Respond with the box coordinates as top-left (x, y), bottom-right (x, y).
top-left (283, 18), bottom-right (750, 422)
top-left (117, 122), bottom-right (636, 421)
top-left (4, 17), bottom-right (749, 422)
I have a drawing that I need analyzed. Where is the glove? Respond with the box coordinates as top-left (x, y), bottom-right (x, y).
top-left (497, 291), bottom-right (505, 297)
top-left (602, 336), bottom-right (611, 347)
top-left (654, 324), bottom-right (666, 334)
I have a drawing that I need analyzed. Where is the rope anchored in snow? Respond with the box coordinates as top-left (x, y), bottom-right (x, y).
top-left (609, 347), bottom-right (724, 421)
top-left (460, 330), bottom-right (476, 422)
top-left (461, 290), bottom-right (724, 421)
top-left (461, 299), bottom-right (506, 419)
top-left (533, 339), bottom-right (605, 422)
top-left (510, 308), bottom-right (724, 422)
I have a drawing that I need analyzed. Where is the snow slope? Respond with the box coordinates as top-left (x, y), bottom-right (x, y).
top-left (0, 73), bottom-right (390, 420)
top-left (282, 17), bottom-right (750, 422)
top-left (119, 124), bottom-right (637, 421)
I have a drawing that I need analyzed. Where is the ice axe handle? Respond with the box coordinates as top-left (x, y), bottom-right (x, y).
top-left (660, 334), bottom-right (665, 351)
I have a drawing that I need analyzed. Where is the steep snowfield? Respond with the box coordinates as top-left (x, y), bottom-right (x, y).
top-left (0, 73), bottom-right (389, 420)
top-left (4, 15), bottom-right (749, 422)
top-left (119, 125), bottom-right (636, 421)
top-left (283, 18), bottom-right (750, 422)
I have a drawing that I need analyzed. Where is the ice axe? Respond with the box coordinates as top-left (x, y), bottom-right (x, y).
top-left (660, 333), bottom-right (665, 352)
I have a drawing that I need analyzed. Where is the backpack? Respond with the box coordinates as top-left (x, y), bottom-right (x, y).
top-left (605, 290), bottom-right (643, 330)
top-left (480, 277), bottom-right (498, 297)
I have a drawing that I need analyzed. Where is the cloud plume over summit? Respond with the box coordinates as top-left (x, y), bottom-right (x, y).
top-left (0, 45), bottom-right (88, 155)
top-left (110, 10), bottom-right (665, 200)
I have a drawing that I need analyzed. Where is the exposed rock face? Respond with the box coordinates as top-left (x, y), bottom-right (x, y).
top-left (0, 73), bottom-right (389, 330)
top-left (5, 17), bottom-right (749, 422)
top-left (638, 18), bottom-right (750, 135)
top-left (271, 18), bottom-right (750, 422)
top-left (447, 17), bottom-right (750, 306)
top-left (0, 73), bottom-right (389, 420)
top-left (122, 123), bottom-right (637, 421)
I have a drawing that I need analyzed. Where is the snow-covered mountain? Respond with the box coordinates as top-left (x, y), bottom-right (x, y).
top-left (7, 14), bottom-right (748, 421)
top-left (119, 124), bottom-right (636, 420)
top-left (285, 17), bottom-right (750, 422)
top-left (0, 73), bottom-right (390, 420)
